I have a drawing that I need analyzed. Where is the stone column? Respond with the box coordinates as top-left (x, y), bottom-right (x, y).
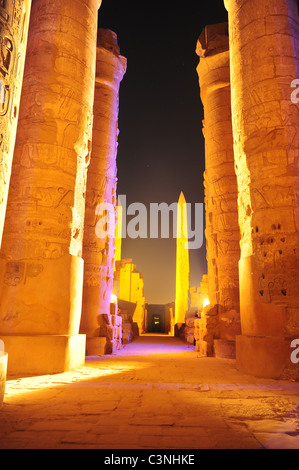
top-left (0, 0), bottom-right (32, 246)
top-left (224, 0), bottom-right (299, 378)
top-left (0, 0), bottom-right (101, 375)
top-left (80, 29), bottom-right (126, 356)
top-left (196, 23), bottom-right (241, 358)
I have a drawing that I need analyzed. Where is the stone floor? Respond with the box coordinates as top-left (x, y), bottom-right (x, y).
top-left (0, 334), bottom-right (299, 450)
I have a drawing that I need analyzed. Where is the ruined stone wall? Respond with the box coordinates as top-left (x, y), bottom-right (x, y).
top-left (190, 275), bottom-right (209, 311)
top-left (224, 0), bottom-right (299, 378)
top-left (116, 259), bottom-right (146, 334)
top-left (0, 0), bottom-right (32, 246)
top-left (194, 305), bottom-right (220, 357)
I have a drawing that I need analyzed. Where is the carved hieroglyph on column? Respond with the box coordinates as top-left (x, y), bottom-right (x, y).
top-left (80, 30), bottom-right (126, 356)
top-left (0, 0), bottom-right (101, 375)
top-left (0, 0), bottom-right (32, 246)
top-left (196, 23), bottom-right (241, 358)
top-left (224, 0), bottom-right (299, 379)
top-left (175, 192), bottom-right (190, 325)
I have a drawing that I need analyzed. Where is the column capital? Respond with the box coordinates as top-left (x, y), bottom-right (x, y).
top-left (96, 29), bottom-right (127, 85)
top-left (196, 22), bottom-right (229, 58)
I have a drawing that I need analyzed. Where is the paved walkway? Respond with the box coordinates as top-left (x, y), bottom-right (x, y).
top-left (0, 334), bottom-right (299, 449)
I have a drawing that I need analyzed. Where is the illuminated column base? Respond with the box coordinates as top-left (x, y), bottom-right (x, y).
top-left (0, 254), bottom-right (86, 374)
top-left (0, 255), bottom-right (84, 335)
top-left (235, 255), bottom-right (299, 379)
top-left (236, 335), bottom-right (298, 380)
top-left (1, 335), bottom-right (85, 376)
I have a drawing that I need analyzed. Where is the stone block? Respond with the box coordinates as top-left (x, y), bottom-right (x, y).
top-left (110, 303), bottom-right (117, 315)
top-left (214, 339), bottom-right (236, 359)
top-left (132, 323), bottom-right (139, 337)
top-left (123, 324), bottom-right (132, 333)
top-left (186, 333), bottom-right (195, 345)
top-left (236, 335), bottom-right (299, 380)
top-left (1, 334), bottom-right (86, 376)
top-left (105, 338), bottom-right (122, 354)
top-left (97, 314), bottom-right (111, 326)
top-left (122, 333), bottom-right (132, 345)
top-left (186, 317), bottom-right (195, 328)
top-left (99, 325), bottom-right (114, 340)
top-left (0, 255), bottom-right (84, 337)
top-left (86, 337), bottom-right (106, 356)
top-left (196, 340), bottom-right (214, 357)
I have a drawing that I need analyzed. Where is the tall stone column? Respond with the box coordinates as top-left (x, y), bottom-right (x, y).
top-left (80, 29), bottom-right (126, 356)
top-left (0, 0), bottom-right (32, 246)
top-left (196, 23), bottom-right (241, 358)
top-left (224, 0), bottom-right (299, 378)
top-left (0, 0), bottom-right (101, 375)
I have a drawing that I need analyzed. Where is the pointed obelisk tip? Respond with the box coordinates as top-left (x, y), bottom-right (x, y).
top-left (178, 191), bottom-right (186, 203)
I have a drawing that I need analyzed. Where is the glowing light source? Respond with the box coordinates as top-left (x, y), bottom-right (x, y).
top-left (111, 294), bottom-right (118, 304)
top-left (203, 298), bottom-right (210, 308)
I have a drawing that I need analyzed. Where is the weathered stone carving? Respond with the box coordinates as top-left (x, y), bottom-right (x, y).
top-left (224, 0), bottom-right (299, 379)
top-left (196, 22), bottom-right (241, 357)
top-left (80, 29), bottom-right (126, 356)
top-left (113, 259), bottom-right (146, 335)
top-left (0, 0), bottom-right (31, 246)
top-left (0, 0), bottom-right (100, 375)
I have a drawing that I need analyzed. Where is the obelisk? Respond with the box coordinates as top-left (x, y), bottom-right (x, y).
top-left (114, 197), bottom-right (123, 266)
top-left (175, 192), bottom-right (190, 326)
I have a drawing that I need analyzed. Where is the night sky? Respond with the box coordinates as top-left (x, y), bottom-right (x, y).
top-left (98, 1), bottom-right (228, 304)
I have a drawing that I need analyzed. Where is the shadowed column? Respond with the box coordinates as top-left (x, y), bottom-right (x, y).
top-left (224, 0), bottom-right (299, 379)
top-left (0, 0), bottom-right (101, 375)
top-left (196, 23), bottom-right (241, 358)
top-left (0, 0), bottom-right (32, 246)
top-left (80, 29), bottom-right (126, 356)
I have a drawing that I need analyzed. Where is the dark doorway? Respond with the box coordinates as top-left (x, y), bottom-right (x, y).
top-left (147, 304), bottom-right (166, 333)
